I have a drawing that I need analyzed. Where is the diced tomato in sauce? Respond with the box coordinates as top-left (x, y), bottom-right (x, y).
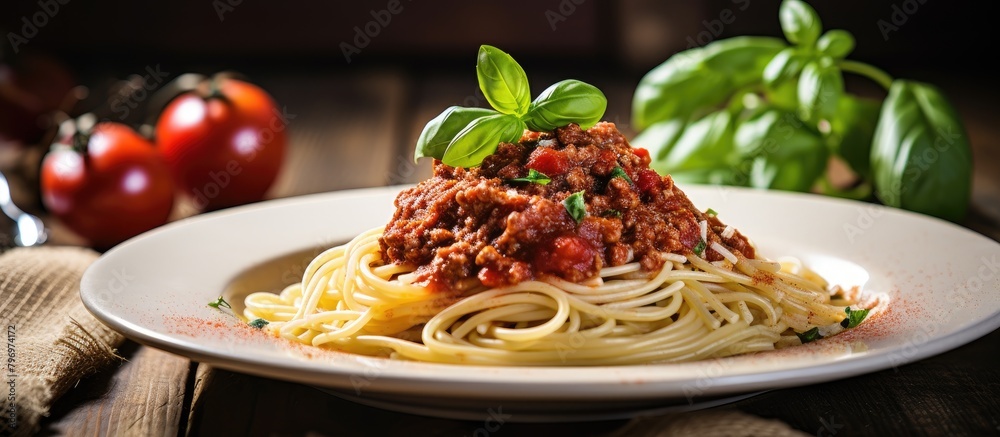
top-left (533, 234), bottom-right (596, 276)
top-left (527, 147), bottom-right (570, 176)
top-left (636, 169), bottom-right (662, 196)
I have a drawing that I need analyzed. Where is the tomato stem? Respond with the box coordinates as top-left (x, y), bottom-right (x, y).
top-left (204, 78), bottom-right (232, 104)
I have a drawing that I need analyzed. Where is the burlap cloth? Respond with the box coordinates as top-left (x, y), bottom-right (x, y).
top-left (0, 246), bottom-right (125, 436)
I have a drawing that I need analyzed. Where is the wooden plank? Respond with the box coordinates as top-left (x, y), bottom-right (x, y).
top-left (264, 70), bottom-right (409, 197)
top-left (185, 364), bottom-right (626, 437)
top-left (39, 341), bottom-right (193, 436)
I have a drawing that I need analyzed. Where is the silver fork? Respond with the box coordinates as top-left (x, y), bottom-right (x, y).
top-left (0, 170), bottom-right (47, 247)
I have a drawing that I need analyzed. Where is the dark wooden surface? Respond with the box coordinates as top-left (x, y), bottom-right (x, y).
top-left (29, 70), bottom-right (1000, 436)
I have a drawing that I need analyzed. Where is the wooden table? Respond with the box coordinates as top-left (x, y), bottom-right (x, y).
top-left (32, 70), bottom-right (1000, 436)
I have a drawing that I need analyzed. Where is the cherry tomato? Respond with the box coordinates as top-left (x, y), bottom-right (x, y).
top-left (155, 78), bottom-right (286, 210)
top-left (41, 122), bottom-right (174, 249)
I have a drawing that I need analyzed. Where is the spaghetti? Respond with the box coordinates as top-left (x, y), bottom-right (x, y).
top-left (243, 226), bottom-right (857, 365)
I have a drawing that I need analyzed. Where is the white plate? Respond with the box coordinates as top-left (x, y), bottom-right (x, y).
top-left (81, 185), bottom-right (1000, 421)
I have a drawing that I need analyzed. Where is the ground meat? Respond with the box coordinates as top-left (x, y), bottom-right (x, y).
top-left (378, 122), bottom-right (756, 291)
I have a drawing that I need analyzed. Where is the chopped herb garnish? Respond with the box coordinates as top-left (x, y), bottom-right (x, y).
top-left (563, 191), bottom-right (587, 224)
top-left (249, 318), bottom-right (270, 329)
top-left (706, 208), bottom-right (718, 217)
top-left (508, 168), bottom-right (551, 185)
top-left (610, 166), bottom-right (633, 184)
top-left (841, 307), bottom-right (871, 328)
top-left (601, 209), bottom-right (622, 218)
top-left (208, 296), bottom-right (231, 310)
top-left (796, 327), bottom-right (823, 344)
top-left (693, 239), bottom-right (707, 256)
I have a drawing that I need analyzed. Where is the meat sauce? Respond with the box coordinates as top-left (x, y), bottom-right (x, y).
top-left (379, 122), bottom-right (756, 292)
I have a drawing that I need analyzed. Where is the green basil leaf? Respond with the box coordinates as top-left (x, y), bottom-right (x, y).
top-left (414, 106), bottom-right (497, 162)
top-left (563, 191), bottom-right (586, 223)
top-left (734, 109), bottom-right (827, 192)
top-left (632, 119), bottom-right (686, 170)
top-left (508, 168), bottom-right (551, 185)
top-left (795, 327), bottom-right (823, 344)
top-left (817, 29), bottom-right (855, 59)
top-left (208, 296), bottom-right (231, 310)
top-left (477, 45), bottom-right (531, 116)
top-left (610, 166), bottom-right (633, 184)
top-left (442, 113), bottom-right (524, 168)
top-left (659, 111), bottom-right (737, 174)
top-left (699, 37), bottom-right (787, 86)
top-left (797, 60), bottom-right (843, 122)
top-left (763, 48), bottom-right (808, 88)
top-left (632, 37), bottom-right (784, 130)
top-left (841, 307), bottom-right (870, 328)
top-left (693, 239), bottom-right (707, 256)
top-left (829, 95), bottom-right (881, 178)
top-left (871, 80), bottom-right (972, 222)
top-left (779, 0), bottom-right (822, 46)
top-left (249, 318), bottom-right (269, 329)
top-left (524, 80), bottom-right (607, 131)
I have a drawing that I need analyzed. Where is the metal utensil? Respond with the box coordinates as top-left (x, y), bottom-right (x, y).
top-left (0, 170), bottom-right (47, 247)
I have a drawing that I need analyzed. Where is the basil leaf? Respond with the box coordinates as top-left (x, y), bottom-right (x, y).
top-left (734, 109), bottom-right (827, 192)
top-left (208, 296), bottom-right (231, 310)
top-left (600, 209), bottom-right (621, 218)
top-left (563, 191), bottom-right (586, 223)
top-left (763, 47), bottom-right (808, 88)
top-left (830, 95), bottom-right (881, 178)
top-left (508, 168), bottom-right (551, 185)
top-left (633, 119), bottom-right (686, 168)
top-left (817, 29), bottom-right (855, 59)
top-left (249, 318), bottom-right (269, 329)
top-left (610, 166), bottom-right (633, 184)
top-left (641, 111), bottom-right (737, 184)
top-left (632, 37), bottom-right (784, 130)
top-left (871, 80), bottom-right (972, 222)
top-left (797, 60), bottom-right (843, 122)
top-left (779, 0), bottom-right (822, 46)
top-left (796, 327), bottom-right (823, 344)
top-left (699, 37), bottom-right (787, 87)
top-left (414, 106), bottom-right (497, 162)
top-left (524, 80), bottom-right (607, 131)
top-left (841, 307), bottom-right (870, 328)
top-left (442, 113), bottom-right (524, 168)
top-left (477, 45), bottom-right (531, 116)
top-left (693, 239), bottom-right (707, 256)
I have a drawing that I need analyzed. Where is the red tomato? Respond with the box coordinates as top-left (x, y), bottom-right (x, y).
top-left (41, 123), bottom-right (174, 249)
top-left (526, 147), bottom-right (569, 176)
top-left (636, 169), bottom-right (662, 197)
top-left (155, 78), bottom-right (286, 210)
